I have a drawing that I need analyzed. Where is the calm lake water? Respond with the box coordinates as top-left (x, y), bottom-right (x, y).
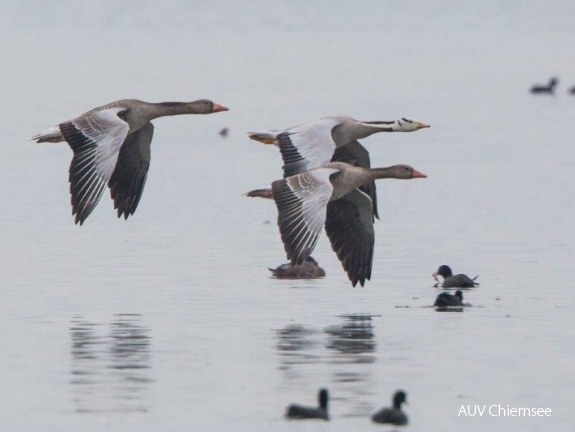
top-left (1, 1), bottom-right (574, 431)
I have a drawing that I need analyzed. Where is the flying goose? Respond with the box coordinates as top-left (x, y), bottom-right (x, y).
top-left (529, 77), bottom-right (558, 95)
top-left (433, 265), bottom-right (479, 288)
top-left (371, 390), bottom-right (409, 425)
top-left (285, 388), bottom-right (329, 420)
top-left (249, 115), bottom-right (430, 219)
top-left (32, 99), bottom-right (228, 225)
top-left (271, 162), bottom-right (427, 287)
top-left (434, 290), bottom-right (464, 307)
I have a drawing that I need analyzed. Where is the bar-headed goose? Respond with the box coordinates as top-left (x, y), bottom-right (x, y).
top-left (271, 162), bottom-right (427, 287)
top-left (32, 99), bottom-right (228, 225)
top-left (248, 116), bottom-right (429, 219)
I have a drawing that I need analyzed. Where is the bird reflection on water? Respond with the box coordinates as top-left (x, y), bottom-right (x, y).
top-left (69, 314), bottom-right (153, 413)
top-left (275, 315), bottom-right (379, 418)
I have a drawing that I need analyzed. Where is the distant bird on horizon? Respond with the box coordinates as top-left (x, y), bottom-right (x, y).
top-left (372, 390), bottom-right (409, 425)
top-left (269, 256), bottom-right (326, 279)
top-left (434, 290), bottom-right (464, 307)
top-left (433, 265), bottom-right (479, 288)
top-left (285, 388), bottom-right (329, 420)
top-left (529, 77), bottom-right (558, 95)
top-left (31, 99), bottom-right (228, 225)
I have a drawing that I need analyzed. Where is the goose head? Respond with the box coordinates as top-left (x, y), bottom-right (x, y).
top-left (184, 99), bottom-right (229, 113)
top-left (385, 164), bottom-right (428, 179)
top-left (394, 117), bottom-right (430, 132)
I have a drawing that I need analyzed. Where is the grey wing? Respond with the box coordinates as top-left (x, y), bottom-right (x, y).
top-left (325, 188), bottom-right (375, 287)
top-left (109, 122), bottom-right (154, 219)
top-left (61, 107), bottom-right (130, 225)
top-left (271, 168), bottom-right (338, 264)
top-left (331, 140), bottom-right (379, 220)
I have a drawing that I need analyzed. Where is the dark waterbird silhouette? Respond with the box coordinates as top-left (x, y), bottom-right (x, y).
top-left (372, 390), bottom-right (409, 425)
top-left (433, 265), bottom-right (478, 288)
top-left (269, 256), bottom-right (326, 279)
top-left (529, 77), bottom-right (558, 95)
top-left (285, 388), bottom-right (329, 420)
top-left (568, 85), bottom-right (575, 95)
top-left (434, 290), bottom-right (463, 307)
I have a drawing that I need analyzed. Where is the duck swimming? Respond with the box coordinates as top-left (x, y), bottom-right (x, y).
top-left (285, 388), bottom-right (329, 420)
top-left (433, 265), bottom-right (479, 288)
top-left (372, 390), bottom-right (408, 425)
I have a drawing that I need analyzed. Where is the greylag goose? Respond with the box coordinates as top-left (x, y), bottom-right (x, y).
top-left (372, 390), bottom-right (408, 425)
top-left (434, 290), bottom-right (463, 307)
top-left (529, 77), bottom-right (558, 95)
top-left (31, 99), bottom-right (228, 224)
top-left (271, 162), bottom-right (427, 287)
top-left (249, 116), bottom-right (429, 219)
top-left (269, 256), bottom-right (326, 279)
top-left (433, 265), bottom-right (479, 288)
top-left (286, 388), bottom-right (329, 420)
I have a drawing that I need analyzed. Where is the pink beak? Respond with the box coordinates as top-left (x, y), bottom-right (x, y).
top-left (212, 103), bottom-right (229, 112)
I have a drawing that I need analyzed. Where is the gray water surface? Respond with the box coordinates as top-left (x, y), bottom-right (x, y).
top-left (1, 1), bottom-right (574, 431)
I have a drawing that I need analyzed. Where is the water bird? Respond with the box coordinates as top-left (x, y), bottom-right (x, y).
top-left (433, 265), bottom-right (479, 288)
top-left (568, 85), bottom-right (575, 94)
top-left (271, 162), bottom-right (427, 287)
top-left (286, 388), bottom-right (329, 420)
top-left (372, 390), bottom-right (409, 425)
top-left (249, 116), bottom-right (429, 220)
top-left (269, 256), bottom-right (326, 279)
top-left (529, 77), bottom-right (558, 95)
top-left (434, 290), bottom-right (463, 307)
top-left (31, 99), bottom-right (228, 225)
top-left (219, 127), bottom-right (229, 137)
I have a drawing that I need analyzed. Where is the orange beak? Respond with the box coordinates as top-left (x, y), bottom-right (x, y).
top-left (212, 103), bottom-right (229, 113)
top-left (416, 122), bottom-right (431, 129)
top-left (413, 170), bottom-right (427, 178)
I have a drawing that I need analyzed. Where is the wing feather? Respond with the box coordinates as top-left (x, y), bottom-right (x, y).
top-left (272, 168), bottom-right (338, 264)
top-left (325, 189), bottom-right (375, 287)
top-left (61, 107), bottom-right (129, 224)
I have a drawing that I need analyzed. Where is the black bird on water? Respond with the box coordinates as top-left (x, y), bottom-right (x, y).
top-left (285, 388), bottom-right (329, 420)
top-left (529, 77), bottom-right (558, 95)
top-left (433, 265), bottom-right (478, 288)
top-left (372, 390), bottom-right (409, 425)
top-left (434, 290), bottom-right (464, 307)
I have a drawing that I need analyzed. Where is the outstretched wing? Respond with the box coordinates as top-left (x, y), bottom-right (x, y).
top-left (109, 122), bottom-right (154, 219)
top-left (325, 188), bottom-right (375, 287)
top-left (61, 107), bottom-right (130, 225)
top-left (272, 168), bottom-right (339, 264)
top-left (278, 117), bottom-right (341, 177)
top-left (331, 140), bottom-right (379, 220)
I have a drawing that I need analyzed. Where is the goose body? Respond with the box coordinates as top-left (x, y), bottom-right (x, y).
top-left (530, 77), bottom-right (558, 95)
top-left (249, 116), bottom-right (429, 219)
top-left (372, 390), bottom-right (408, 425)
top-left (32, 99), bottom-right (228, 224)
top-left (286, 388), bottom-right (329, 420)
top-left (271, 162), bottom-right (427, 287)
top-left (269, 256), bottom-right (326, 279)
top-left (433, 265), bottom-right (479, 288)
top-left (434, 290), bottom-right (463, 307)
